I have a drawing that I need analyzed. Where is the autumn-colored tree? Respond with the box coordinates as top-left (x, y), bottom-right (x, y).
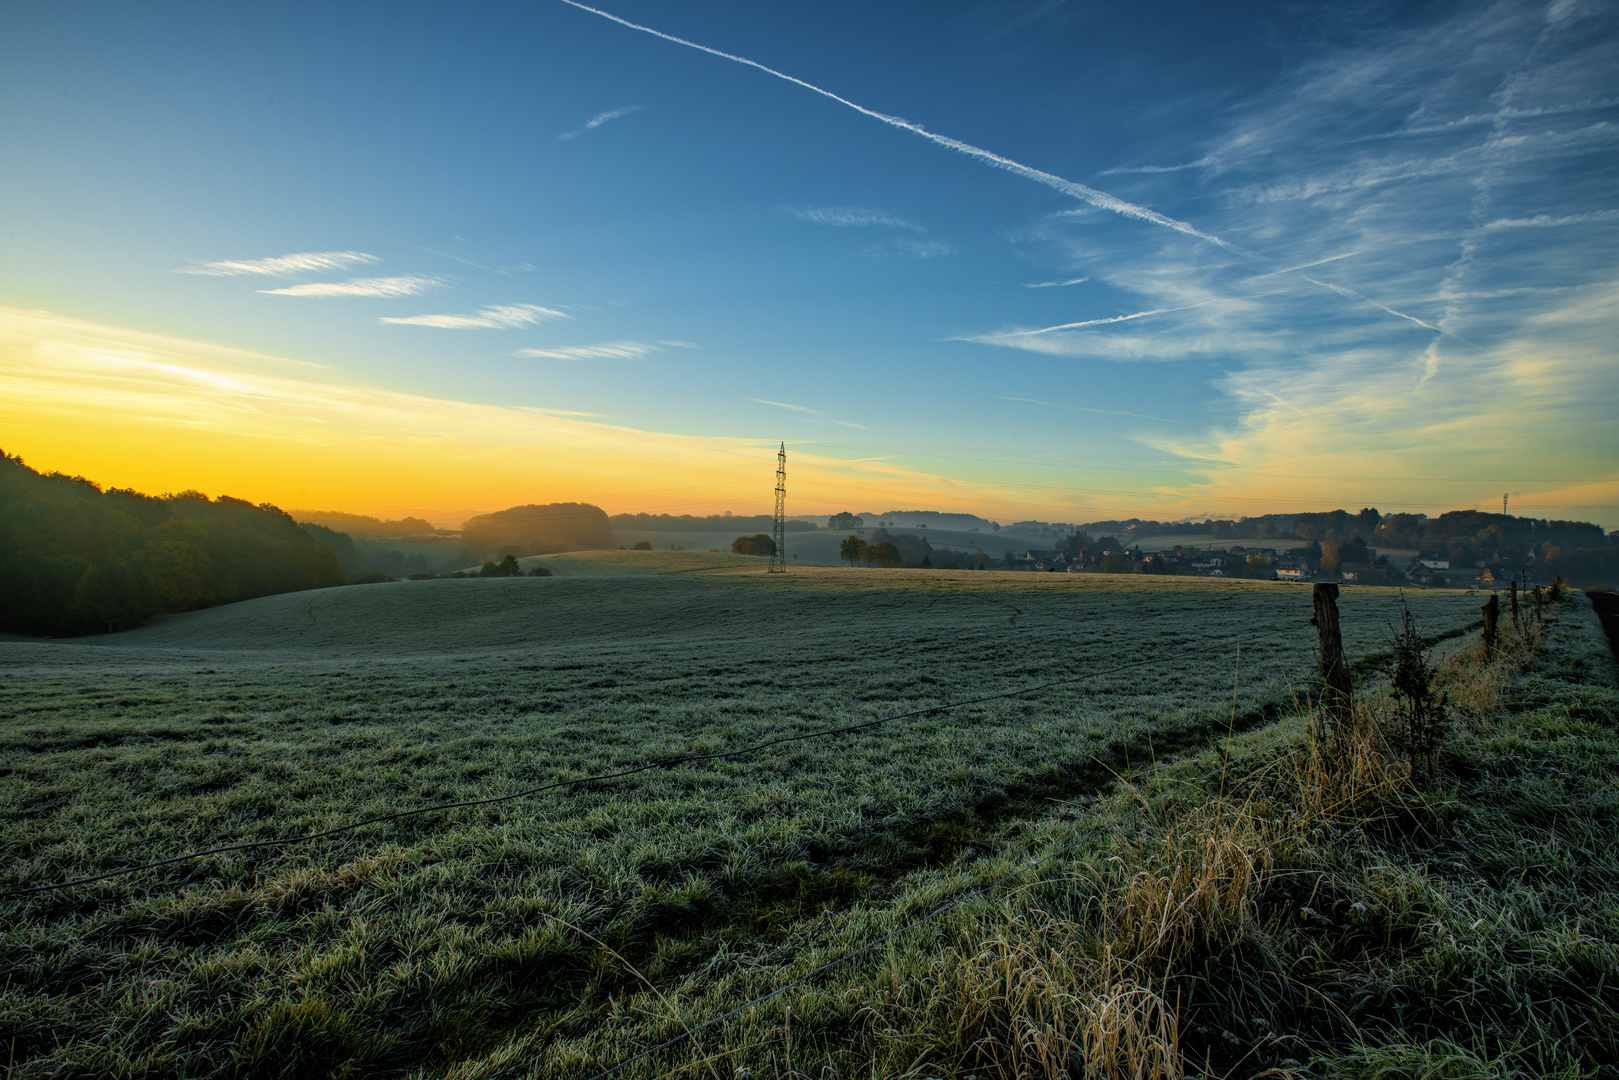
top-left (870, 541), bottom-right (903, 568)
top-left (839, 534), bottom-right (868, 566)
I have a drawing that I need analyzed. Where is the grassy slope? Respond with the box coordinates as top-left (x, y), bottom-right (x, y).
top-left (0, 568), bottom-right (1513, 1077)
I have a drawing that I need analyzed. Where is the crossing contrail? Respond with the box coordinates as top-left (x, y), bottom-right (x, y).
top-left (1301, 277), bottom-right (1446, 334)
top-left (558, 0), bottom-right (1243, 253)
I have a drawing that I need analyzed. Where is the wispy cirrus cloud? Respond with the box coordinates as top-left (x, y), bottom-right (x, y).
top-left (260, 275), bottom-right (442, 298)
top-left (1483, 209), bottom-right (1619, 229)
top-left (559, 105), bottom-right (642, 140)
top-left (516, 340), bottom-right (664, 360)
top-left (379, 304), bottom-right (567, 329)
top-left (1023, 276), bottom-right (1089, 288)
top-left (786, 206), bottom-right (925, 232)
top-left (746, 398), bottom-right (865, 428)
top-left (1097, 159), bottom-right (1213, 176)
top-left (179, 251), bottom-right (379, 276)
top-left (863, 238), bottom-right (956, 260)
top-left (966, 305), bottom-right (1190, 341)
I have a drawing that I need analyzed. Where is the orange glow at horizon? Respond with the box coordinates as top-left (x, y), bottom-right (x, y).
top-left (0, 308), bottom-right (1068, 528)
top-left (5, 307), bottom-right (1614, 530)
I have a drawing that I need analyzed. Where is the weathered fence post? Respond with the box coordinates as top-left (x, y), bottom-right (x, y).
top-left (1534, 585), bottom-right (1544, 625)
top-left (1482, 593), bottom-right (1500, 660)
top-left (1312, 582), bottom-right (1353, 742)
top-left (1510, 580), bottom-right (1520, 633)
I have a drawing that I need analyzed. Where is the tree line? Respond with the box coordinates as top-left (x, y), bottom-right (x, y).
top-left (0, 451), bottom-right (347, 636)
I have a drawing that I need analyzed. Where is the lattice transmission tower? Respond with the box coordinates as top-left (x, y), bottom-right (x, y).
top-left (769, 441), bottom-right (787, 573)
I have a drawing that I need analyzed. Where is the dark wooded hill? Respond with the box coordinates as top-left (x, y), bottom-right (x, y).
top-left (0, 451), bottom-right (346, 636)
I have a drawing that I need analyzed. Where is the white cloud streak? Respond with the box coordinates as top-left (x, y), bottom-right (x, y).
top-left (1300, 276), bottom-right (1447, 334)
top-left (515, 341), bottom-right (664, 360)
top-left (260, 275), bottom-right (442, 298)
top-left (179, 251), bottom-right (379, 276)
top-left (1098, 159), bottom-right (1213, 175)
top-left (895, 238), bottom-right (955, 258)
top-left (379, 304), bottom-right (568, 329)
top-left (559, 0), bottom-right (1242, 252)
top-left (1023, 276), bottom-right (1089, 288)
top-left (1483, 209), bottom-right (1619, 229)
top-left (787, 206), bottom-right (925, 231)
top-left (992, 305), bottom-right (1189, 338)
top-left (747, 398), bottom-right (866, 428)
top-left (559, 104), bottom-right (642, 139)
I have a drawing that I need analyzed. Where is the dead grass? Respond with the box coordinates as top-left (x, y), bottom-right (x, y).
top-left (845, 588), bottom-right (1617, 1080)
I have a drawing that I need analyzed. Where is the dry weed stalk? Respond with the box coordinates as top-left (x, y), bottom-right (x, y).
top-left (1435, 616), bottom-right (1536, 723)
top-left (1288, 695), bottom-right (1410, 826)
top-left (1105, 801), bottom-right (1280, 974)
top-left (932, 913), bottom-right (1183, 1080)
top-left (1076, 964), bottom-right (1182, 1080)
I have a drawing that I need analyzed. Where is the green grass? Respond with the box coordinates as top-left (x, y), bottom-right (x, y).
top-left (0, 566), bottom-right (1504, 1077)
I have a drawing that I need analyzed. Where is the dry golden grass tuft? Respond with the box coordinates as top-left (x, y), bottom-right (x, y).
top-left (1104, 800), bottom-right (1280, 975)
top-left (890, 911), bottom-right (1183, 1080)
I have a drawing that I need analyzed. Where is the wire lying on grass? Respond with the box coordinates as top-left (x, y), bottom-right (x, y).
top-left (4, 636), bottom-right (1280, 899)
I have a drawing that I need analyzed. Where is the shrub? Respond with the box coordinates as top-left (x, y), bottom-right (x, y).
top-left (731, 533), bottom-right (776, 556)
top-left (477, 555), bottom-right (523, 578)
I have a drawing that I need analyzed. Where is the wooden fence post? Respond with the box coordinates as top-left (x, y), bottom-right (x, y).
top-left (1534, 586), bottom-right (1544, 625)
top-left (1482, 593), bottom-right (1500, 659)
top-left (1510, 581), bottom-right (1520, 633)
top-left (1312, 582), bottom-right (1352, 741)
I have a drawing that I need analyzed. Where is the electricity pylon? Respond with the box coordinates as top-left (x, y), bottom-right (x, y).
top-left (769, 442), bottom-right (787, 573)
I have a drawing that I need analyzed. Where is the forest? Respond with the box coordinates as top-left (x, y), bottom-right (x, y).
top-left (0, 452), bottom-right (346, 636)
top-left (462, 503), bottom-right (613, 559)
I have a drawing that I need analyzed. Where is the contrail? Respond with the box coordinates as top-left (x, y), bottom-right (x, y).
top-left (1252, 385), bottom-right (1314, 422)
top-left (1301, 276), bottom-right (1446, 334)
top-left (1244, 251), bottom-right (1360, 281)
top-left (558, 0), bottom-right (1243, 253)
top-left (1001, 303), bottom-right (1203, 336)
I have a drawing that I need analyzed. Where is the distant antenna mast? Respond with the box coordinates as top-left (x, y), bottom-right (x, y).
top-left (1503, 493), bottom-right (1508, 516)
top-left (769, 442), bottom-right (787, 573)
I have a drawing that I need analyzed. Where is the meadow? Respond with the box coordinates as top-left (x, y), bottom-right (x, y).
top-left (0, 561), bottom-right (1561, 1077)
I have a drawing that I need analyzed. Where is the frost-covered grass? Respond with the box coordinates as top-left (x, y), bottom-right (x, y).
top-left (0, 563), bottom-right (1486, 1077)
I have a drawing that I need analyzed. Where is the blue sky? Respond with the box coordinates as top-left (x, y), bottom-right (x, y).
top-left (2, 0), bottom-right (1616, 526)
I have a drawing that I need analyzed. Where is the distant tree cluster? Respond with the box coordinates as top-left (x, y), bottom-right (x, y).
top-left (836, 534), bottom-right (905, 568)
top-left (477, 554), bottom-right (524, 577)
top-left (731, 534), bottom-right (776, 556)
top-left (462, 502), bottom-right (611, 560)
top-left (0, 451), bottom-right (347, 636)
top-left (834, 528), bottom-right (988, 570)
top-left (827, 512), bottom-right (864, 530)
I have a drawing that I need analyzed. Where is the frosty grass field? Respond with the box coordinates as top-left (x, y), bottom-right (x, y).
top-left (0, 553), bottom-right (1486, 1077)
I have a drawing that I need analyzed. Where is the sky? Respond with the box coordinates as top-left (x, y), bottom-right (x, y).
top-left (1, 0), bottom-right (1616, 529)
